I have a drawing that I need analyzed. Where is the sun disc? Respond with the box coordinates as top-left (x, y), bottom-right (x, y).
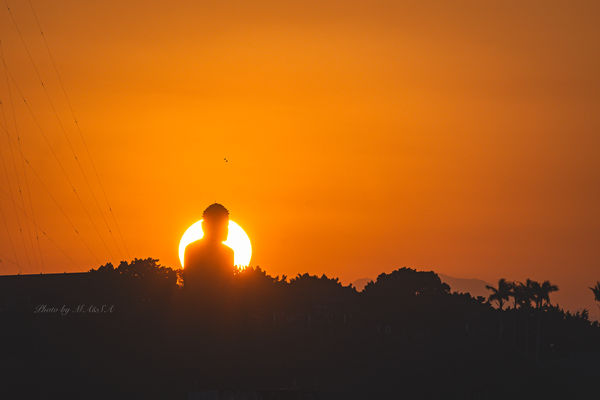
top-left (179, 220), bottom-right (252, 268)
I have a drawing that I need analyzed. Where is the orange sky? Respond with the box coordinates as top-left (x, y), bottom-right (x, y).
top-left (0, 1), bottom-right (599, 315)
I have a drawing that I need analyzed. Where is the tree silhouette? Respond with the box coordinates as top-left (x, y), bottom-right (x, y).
top-left (485, 278), bottom-right (511, 310)
top-left (590, 282), bottom-right (600, 312)
top-left (538, 280), bottom-right (559, 308)
top-left (510, 280), bottom-right (536, 309)
top-left (89, 257), bottom-right (179, 302)
top-left (590, 282), bottom-right (600, 303)
top-left (90, 257), bottom-right (177, 284)
top-left (521, 279), bottom-right (559, 309)
top-left (506, 280), bottom-right (519, 309)
top-left (288, 272), bottom-right (357, 304)
top-left (363, 267), bottom-right (450, 298)
top-left (486, 278), bottom-right (513, 341)
top-left (6, 259), bottom-right (599, 398)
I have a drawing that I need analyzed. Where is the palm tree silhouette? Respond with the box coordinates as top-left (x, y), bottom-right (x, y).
top-left (539, 280), bottom-right (559, 308)
top-left (504, 280), bottom-right (517, 309)
top-left (485, 278), bottom-right (512, 310)
top-left (589, 282), bottom-right (600, 302)
top-left (590, 282), bottom-right (600, 311)
top-left (509, 282), bottom-right (525, 309)
top-left (512, 279), bottom-right (559, 362)
top-left (486, 278), bottom-right (513, 341)
top-left (520, 279), bottom-right (539, 309)
top-left (524, 279), bottom-right (559, 309)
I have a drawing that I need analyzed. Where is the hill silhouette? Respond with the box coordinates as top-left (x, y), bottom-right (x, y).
top-left (0, 259), bottom-right (598, 399)
top-left (438, 273), bottom-right (491, 298)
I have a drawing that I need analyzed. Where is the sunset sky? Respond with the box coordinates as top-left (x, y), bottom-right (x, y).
top-left (0, 1), bottom-right (599, 314)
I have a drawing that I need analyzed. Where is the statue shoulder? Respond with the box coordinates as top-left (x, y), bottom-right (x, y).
top-left (187, 240), bottom-right (206, 250)
top-left (222, 244), bottom-right (235, 264)
top-left (222, 244), bottom-right (234, 255)
top-left (184, 240), bottom-right (204, 260)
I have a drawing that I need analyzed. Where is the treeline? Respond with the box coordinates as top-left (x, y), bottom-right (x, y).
top-left (1, 258), bottom-right (598, 399)
top-left (485, 278), bottom-right (559, 310)
top-left (89, 258), bottom-right (599, 322)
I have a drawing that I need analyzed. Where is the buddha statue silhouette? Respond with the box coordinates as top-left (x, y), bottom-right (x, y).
top-left (183, 203), bottom-right (235, 290)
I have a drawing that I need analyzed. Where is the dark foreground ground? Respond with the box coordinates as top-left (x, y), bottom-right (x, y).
top-left (1, 266), bottom-right (598, 399)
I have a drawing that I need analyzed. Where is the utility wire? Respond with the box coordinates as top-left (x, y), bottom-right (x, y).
top-left (0, 49), bottom-right (33, 273)
top-left (0, 101), bottom-right (35, 272)
top-left (0, 55), bottom-right (115, 263)
top-left (4, 1), bottom-right (124, 261)
top-left (27, 0), bottom-right (131, 260)
top-left (0, 183), bottom-right (78, 269)
top-left (0, 110), bottom-right (23, 273)
top-left (0, 121), bottom-right (101, 267)
top-left (0, 45), bottom-right (44, 271)
top-left (0, 255), bottom-right (20, 268)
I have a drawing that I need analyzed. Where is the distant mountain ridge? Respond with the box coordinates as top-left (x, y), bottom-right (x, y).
top-left (437, 273), bottom-right (490, 298)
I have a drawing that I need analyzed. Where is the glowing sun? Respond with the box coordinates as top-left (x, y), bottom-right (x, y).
top-left (178, 220), bottom-right (252, 268)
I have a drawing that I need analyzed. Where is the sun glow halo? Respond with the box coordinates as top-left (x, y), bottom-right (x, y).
top-left (178, 220), bottom-right (252, 269)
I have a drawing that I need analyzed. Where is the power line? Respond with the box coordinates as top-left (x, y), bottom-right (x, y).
top-left (0, 255), bottom-right (20, 268)
top-left (0, 110), bottom-right (23, 273)
top-left (27, 0), bottom-right (131, 261)
top-left (4, 0), bottom-right (125, 261)
top-left (0, 56), bottom-right (115, 264)
top-left (0, 48), bottom-right (34, 273)
top-left (0, 121), bottom-right (101, 267)
top-left (0, 46), bottom-right (44, 272)
top-left (0, 123), bottom-right (99, 266)
top-left (23, 154), bottom-right (101, 266)
top-left (0, 99), bottom-right (43, 272)
top-left (19, 141), bottom-right (44, 272)
top-left (0, 182), bottom-right (78, 270)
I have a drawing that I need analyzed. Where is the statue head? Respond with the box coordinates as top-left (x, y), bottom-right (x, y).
top-left (201, 203), bottom-right (229, 243)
